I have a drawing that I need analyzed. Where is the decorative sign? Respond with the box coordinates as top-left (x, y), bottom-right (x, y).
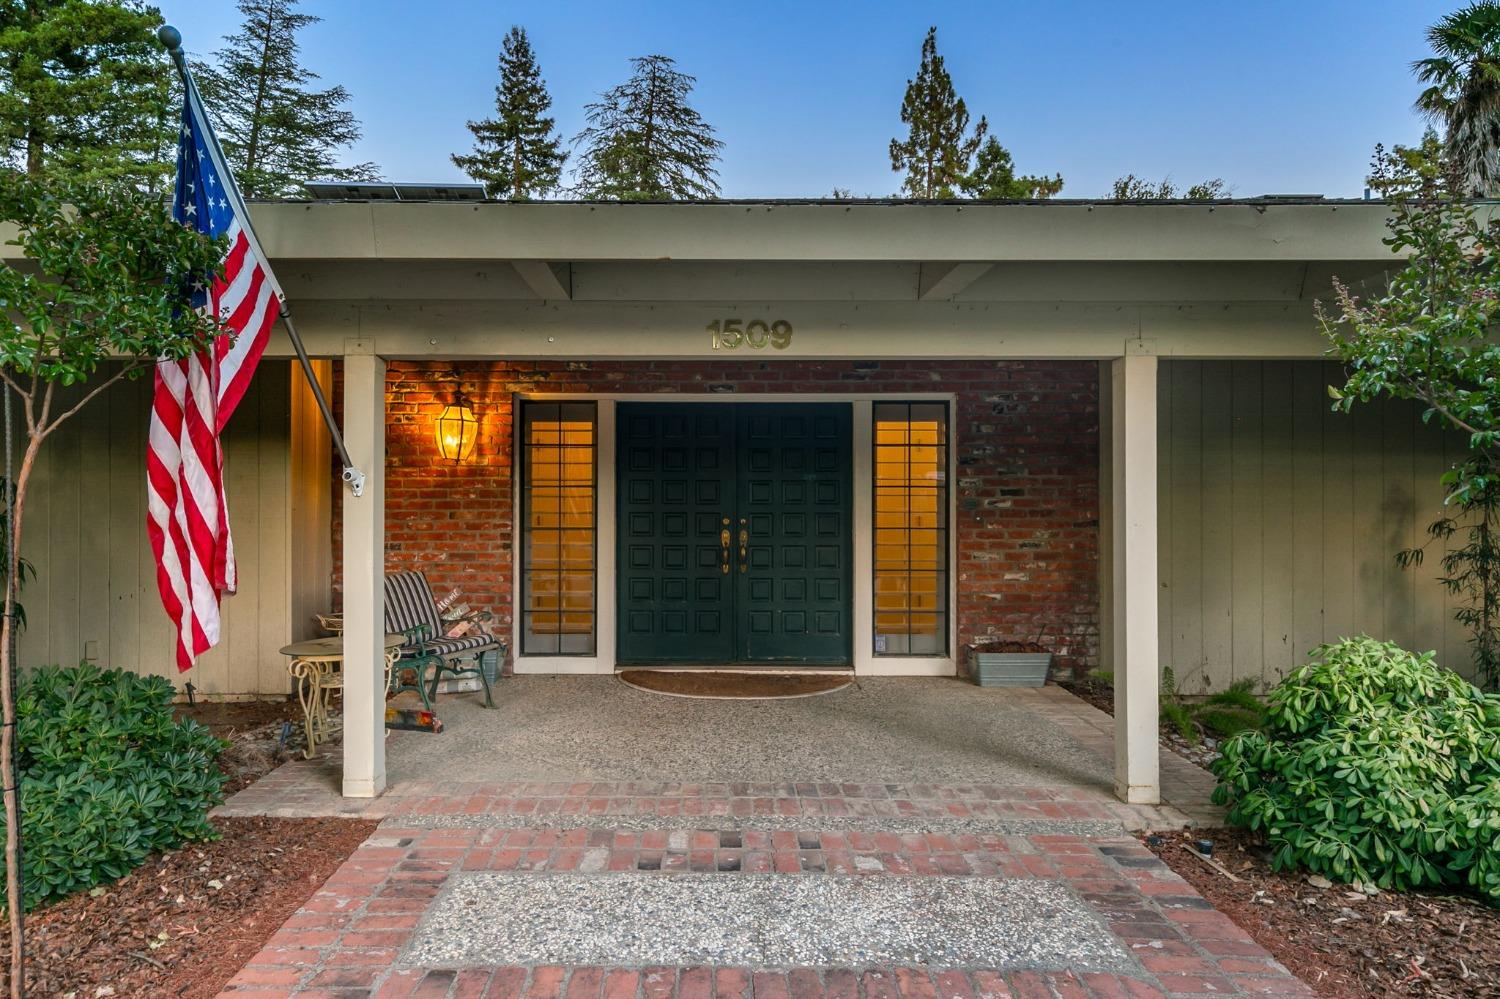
top-left (707, 319), bottom-right (793, 350)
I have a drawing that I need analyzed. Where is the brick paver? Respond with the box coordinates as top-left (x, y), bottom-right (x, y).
top-left (217, 793), bottom-right (1307, 998)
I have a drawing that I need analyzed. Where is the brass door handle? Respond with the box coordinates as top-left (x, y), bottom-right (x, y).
top-left (738, 527), bottom-right (748, 571)
top-left (720, 527), bottom-right (731, 574)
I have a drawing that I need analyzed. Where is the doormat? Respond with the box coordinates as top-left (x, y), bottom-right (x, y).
top-left (617, 669), bottom-right (853, 699)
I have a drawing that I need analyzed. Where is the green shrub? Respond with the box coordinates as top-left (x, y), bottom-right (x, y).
top-left (1212, 636), bottom-right (1500, 900)
top-left (1195, 705), bottom-right (1262, 738)
top-left (1203, 678), bottom-right (1262, 714)
top-left (1161, 699), bottom-right (1201, 744)
top-left (8, 664), bottom-right (227, 909)
top-left (1197, 679), bottom-right (1266, 738)
top-left (1158, 668), bottom-right (1266, 743)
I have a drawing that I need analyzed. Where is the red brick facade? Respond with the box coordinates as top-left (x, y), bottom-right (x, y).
top-left (333, 360), bottom-right (1101, 674)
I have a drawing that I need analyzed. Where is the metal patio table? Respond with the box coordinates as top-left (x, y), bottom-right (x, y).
top-left (279, 632), bottom-right (404, 758)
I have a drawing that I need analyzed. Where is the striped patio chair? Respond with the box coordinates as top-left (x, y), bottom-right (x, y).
top-left (382, 570), bottom-right (500, 710)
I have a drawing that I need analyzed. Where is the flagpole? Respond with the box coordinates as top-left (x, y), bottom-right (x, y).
top-left (157, 25), bottom-right (367, 497)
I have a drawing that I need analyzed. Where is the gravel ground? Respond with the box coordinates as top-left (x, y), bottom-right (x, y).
top-left (405, 872), bottom-right (1133, 971)
top-left (386, 676), bottom-right (1113, 788)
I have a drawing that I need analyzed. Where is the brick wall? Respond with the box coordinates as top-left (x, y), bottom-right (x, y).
top-left (333, 360), bottom-right (1101, 675)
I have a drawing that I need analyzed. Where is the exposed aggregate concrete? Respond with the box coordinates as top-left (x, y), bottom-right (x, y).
top-left (404, 872), bottom-right (1134, 971)
top-left (385, 677), bottom-right (1113, 788)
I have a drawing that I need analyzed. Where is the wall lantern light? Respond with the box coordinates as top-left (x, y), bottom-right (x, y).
top-left (435, 379), bottom-right (478, 463)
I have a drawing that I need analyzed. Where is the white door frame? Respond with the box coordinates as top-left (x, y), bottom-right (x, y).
top-left (510, 392), bottom-right (958, 677)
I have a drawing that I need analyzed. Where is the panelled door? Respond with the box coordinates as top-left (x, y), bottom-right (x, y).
top-left (617, 403), bottom-right (852, 665)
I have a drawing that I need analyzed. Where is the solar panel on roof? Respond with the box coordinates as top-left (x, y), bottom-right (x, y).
top-left (300, 182), bottom-right (486, 202)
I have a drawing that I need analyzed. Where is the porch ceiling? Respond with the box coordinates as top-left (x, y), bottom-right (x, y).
top-left (246, 201), bottom-right (1400, 319)
top-left (269, 258), bottom-right (1392, 304)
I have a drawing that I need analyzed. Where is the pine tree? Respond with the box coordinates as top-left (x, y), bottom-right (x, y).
top-left (195, 0), bottom-right (378, 199)
top-left (452, 27), bottom-right (565, 200)
top-left (572, 55), bottom-right (722, 200)
top-left (889, 27), bottom-right (987, 199)
top-left (960, 137), bottom-right (1063, 199)
top-left (0, 0), bottom-right (175, 187)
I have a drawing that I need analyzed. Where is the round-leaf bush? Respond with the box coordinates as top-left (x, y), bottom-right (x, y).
top-left (1212, 636), bottom-right (1500, 901)
top-left (5, 664), bottom-right (227, 909)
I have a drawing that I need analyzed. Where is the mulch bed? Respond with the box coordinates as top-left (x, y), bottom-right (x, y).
top-left (618, 669), bottom-right (853, 698)
top-left (19, 815), bottom-right (377, 998)
top-left (1058, 675), bottom-right (1115, 716)
top-left (176, 697), bottom-right (301, 795)
top-left (2, 699), bottom-right (376, 997)
top-left (1143, 827), bottom-right (1500, 997)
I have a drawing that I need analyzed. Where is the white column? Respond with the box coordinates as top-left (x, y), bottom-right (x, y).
top-left (341, 344), bottom-right (387, 798)
top-left (1110, 354), bottom-right (1160, 804)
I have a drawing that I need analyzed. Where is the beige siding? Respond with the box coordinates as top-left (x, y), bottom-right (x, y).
top-left (1158, 360), bottom-right (1471, 692)
top-left (17, 362), bottom-right (305, 698)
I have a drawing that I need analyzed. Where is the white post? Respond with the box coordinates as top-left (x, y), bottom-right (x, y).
top-left (1111, 354), bottom-right (1160, 804)
top-left (341, 343), bottom-right (386, 798)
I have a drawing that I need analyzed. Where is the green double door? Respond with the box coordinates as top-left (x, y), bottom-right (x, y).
top-left (617, 403), bottom-right (852, 665)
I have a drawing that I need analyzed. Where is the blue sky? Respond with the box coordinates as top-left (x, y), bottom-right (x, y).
top-left (160, 0), bottom-right (1452, 199)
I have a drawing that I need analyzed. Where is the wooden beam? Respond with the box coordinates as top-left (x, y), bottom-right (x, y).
top-left (1300, 265), bottom-right (1391, 302)
top-left (264, 300), bottom-right (1335, 361)
top-left (1110, 353), bottom-right (1160, 804)
top-left (918, 262), bottom-right (993, 301)
top-left (340, 343), bottom-right (386, 799)
top-left (512, 261), bottom-right (572, 300)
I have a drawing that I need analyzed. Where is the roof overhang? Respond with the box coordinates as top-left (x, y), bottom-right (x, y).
top-left (0, 201), bottom-right (1414, 359)
top-left (237, 200), bottom-right (1397, 263)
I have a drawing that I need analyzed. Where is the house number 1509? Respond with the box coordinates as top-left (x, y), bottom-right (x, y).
top-left (708, 319), bottom-right (793, 350)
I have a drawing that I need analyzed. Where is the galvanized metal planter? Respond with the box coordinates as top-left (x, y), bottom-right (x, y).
top-left (968, 650), bottom-right (1053, 687)
top-left (480, 647), bottom-right (504, 684)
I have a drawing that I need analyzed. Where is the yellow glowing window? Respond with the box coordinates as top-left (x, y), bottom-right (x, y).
top-left (522, 402), bottom-right (597, 655)
top-left (873, 402), bottom-right (948, 656)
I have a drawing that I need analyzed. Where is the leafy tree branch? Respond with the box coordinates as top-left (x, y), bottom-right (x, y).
top-left (0, 171), bottom-right (224, 994)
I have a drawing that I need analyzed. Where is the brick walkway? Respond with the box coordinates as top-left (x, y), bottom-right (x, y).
top-left (219, 791), bottom-right (1308, 998)
top-left (215, 686), bottom-right (1303, 998)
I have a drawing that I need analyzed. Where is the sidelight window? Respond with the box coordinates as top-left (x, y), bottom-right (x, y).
top-left (521, 402), bottom-right (597, 655)
top-left (873, 402), bottom-right (948, 656)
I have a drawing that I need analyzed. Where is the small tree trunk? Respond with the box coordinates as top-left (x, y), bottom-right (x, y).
top-left (641, 64), bottom-right (658, 195)
top-left (513, 137), bottom-right (523, 201)
top-left (24, 129), bottom-right (41, 178)
top-left (242, 3), bottom-right (279, 199)
top-left (1, 433), bottom-right (39, 999)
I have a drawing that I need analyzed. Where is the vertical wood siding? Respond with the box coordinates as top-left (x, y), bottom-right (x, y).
top-left (288, 360), bottom-right (334, 658)
top-left (17, 363), bottom-right (296, 697)
top-left (1158, 360), bottom-right (1470, 692)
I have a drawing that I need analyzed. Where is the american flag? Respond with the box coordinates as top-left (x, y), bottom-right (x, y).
top-left (147, 85), bottom-right (283, 673)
